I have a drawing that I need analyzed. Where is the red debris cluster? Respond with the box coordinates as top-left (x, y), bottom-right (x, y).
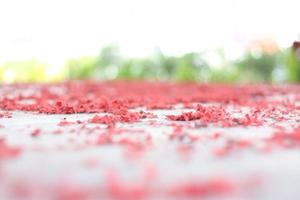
top-left (1, 81), bottom-right (299, 129)
top-left (89, 111), bottom-right (141, 125)
top-left (168, 104), bottom-right (263, 127)
top-left (167, 104), bottom-right (231, 125)
top-left (0, 81), bottom-right (296, 115)
top-left (1, 81), bottom-right (300, 199)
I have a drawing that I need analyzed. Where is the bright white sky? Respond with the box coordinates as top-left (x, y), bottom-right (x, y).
top-left (0, 0), bottom-right (299, 65)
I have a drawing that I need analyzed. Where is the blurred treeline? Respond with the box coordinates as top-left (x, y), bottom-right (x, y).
top-left (0, 41), bottom-right (300, 83)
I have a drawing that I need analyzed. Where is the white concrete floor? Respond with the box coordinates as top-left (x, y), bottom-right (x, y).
top-left (0, 107), bottom-right (300, 200)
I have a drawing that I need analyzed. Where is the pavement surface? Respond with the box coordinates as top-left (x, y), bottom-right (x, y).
top-left (0, 82), bottom-right (300, 200)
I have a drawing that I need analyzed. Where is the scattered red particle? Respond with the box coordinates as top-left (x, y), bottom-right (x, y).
top-left (168, 104), bottom-right (265, 127)
top-left (238, 113), bottom-right (263, 126)
top-left (212, 132), bottom-right (221, 140)
top-left (55, 101), bottom-right (63, 107)
top-left (142, 165), bottom-right (158, 183)
top-left (168, 104), bottom-right (230, 124)
top-left (260, 143), bottom-right (273, 153)
top-left (146, 103), bottom-right (172, 110)
top-left (213, 139), bottom-right (253, 157)
top-left (169, 125), bottom-right (183, 140)
top-left (118, 112), bottom-right (141, 123)
top-left (31, 129), bottom-right (41, 137)
top-left (1, 81), bottom-right (300, 199)
top-left (213, 147), bottom-right (230, 157)
top-left (183, 102), bottom-right (195, 109)
top-left (237, 139), bottom-right (253, 148)
top-left (82, 157), bottom-right (100, 168)
top-left (169, 177), bottom-right (236, 198)
top-left (0, 111), bottom-right (12, 118)
top-left (122, 145), bottom-right (145, 160)
top-left (118, 138), bottom-right (143, 149)
top-left (89, 112), bottom-right (141, 125)
top-left (11, 180), bottom-right (33, 199)
top-left (58, 119), bottom-right (76, 126)
top-left (55, 180), bottom-right (89, 200)
top-left (0, 138), bottom-right (21, 159)
top-left (177, 144), bottom-right (193, 159)
top-left (105, 170), bottom-right (148, 200)
top-left (52, 129), bottom-right (63, 134)
top-left (138, 110), bottom-right (157, 119)
top-left (96, 134), bottom-right (112, 145)
top-left (89, 115), bottom-right (116, 125)
top-left (267, 126), bottom-right (300, 148)
top-left (271, 124), bottom-right (286, 131)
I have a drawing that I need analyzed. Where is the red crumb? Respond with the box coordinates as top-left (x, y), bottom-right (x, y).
top-left (58, 119), bottom-right (76, 126)
top-left (89, 111), bottom-right (141, 125)
top-left (96, 134), bottom-right (113, 145)
top-left (89, 115), bottom-right (117, 125)
top-left (212, 132), bottom-right (221, 140)
top-left (52, 129), bottom-right (63, 135)
top-left (167, 104), bottom-right (264, 127)
top-left (31, 129), bottom-right (41, 137)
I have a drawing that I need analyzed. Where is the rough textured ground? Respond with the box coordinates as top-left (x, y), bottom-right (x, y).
top-left (0, 81), bottom-right (300, 200)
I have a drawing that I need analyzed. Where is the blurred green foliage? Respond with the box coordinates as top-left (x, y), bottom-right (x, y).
top-left (235, 51), bottom-right (283, 83)
top-left (0, 59), bottom-right (66, 83)
top-left (66, 57), bottom-right (97, 79)
top-left (1, 43), bottom-right (300, 83)
top-left (0, 60), bottom-right (49, 82)
top-left (286, 48), bottom-right (300, 83)
top-left (62, 44), bottom-right (283, 83)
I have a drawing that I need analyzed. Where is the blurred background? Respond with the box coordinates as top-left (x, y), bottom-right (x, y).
top-left (0, 0), bottom-right (299, 83)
